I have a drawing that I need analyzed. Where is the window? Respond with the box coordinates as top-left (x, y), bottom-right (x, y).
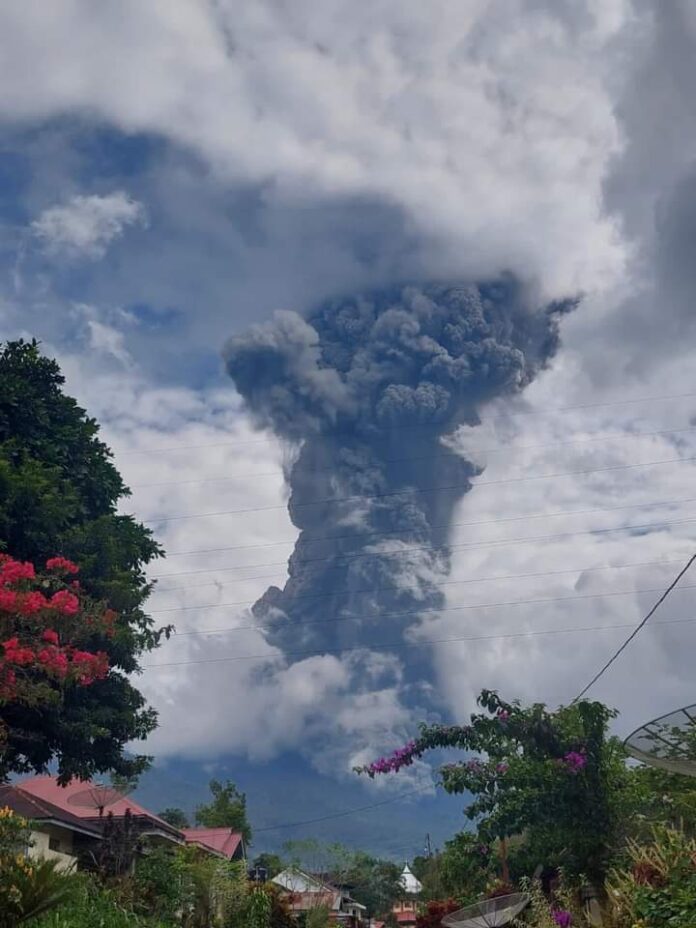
top-left (48, 836), bottom-right (61, 852)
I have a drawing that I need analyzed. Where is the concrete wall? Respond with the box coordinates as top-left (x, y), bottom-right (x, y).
top-left (29, 826), bottom-right (78, 872)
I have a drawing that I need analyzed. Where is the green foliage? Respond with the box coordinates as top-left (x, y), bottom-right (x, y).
top-left (439, 831), bottom-right (492, 902)
top-left (159, 807), bottom-right (190, 829)
top-left (133, 847), bottom-right (182, 921)
top-left (305, 904), bottom-right (330, 928)
top-left (517, 875), bottom-right (581, 928)
top-left (402, 690), bottom-right (628, 881)
top-left (0, 806), bottom-right (73, 927)
top-left (252, 852), bottom-right (284, 879)
top-left (195, 779), bottom-right (251, 844)
top-left (91, 809), bottom-right (143, 881)
top-left (0, 339), bottom-right (166, 783)
top-left (245, 884), bottom-right (272, 928)
top-left (30, 872), bottom-right (168, 928)
top-left (0, 857), bottom-right (75, 928)
top-left (608, 826), bottom-right (696, 928)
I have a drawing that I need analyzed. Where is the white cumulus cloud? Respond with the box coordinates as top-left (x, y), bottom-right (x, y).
top-left (31, 191), bottom-right (146, 259)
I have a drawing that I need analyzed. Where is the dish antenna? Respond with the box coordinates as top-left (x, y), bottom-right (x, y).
top-left (625, 703), bottom-right (696, 776)
top-left (441, 893), bottom-right (530, 928)
top-left (67, 782), bottom-right (130, 817)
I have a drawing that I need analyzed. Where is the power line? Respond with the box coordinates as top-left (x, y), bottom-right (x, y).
top-left (148, 583), bottom-right (696, 632)
top-left (143, 614), bottom-right (696, 670)
top-left (156, 548), bottom-right (680, 605)
top-left (129, 424), bottom-right (696, 489)
top-left (150, 514), bottom-right (696, 584)
top-left (254, 786), bottom-right (433, 833)
top-left (573, 553), bottom-right (696, 702)
top-left (139, 454), bottom-right (696, 524)
top-left (158, 559), bottom-right (692, 636)
top-left (113, 390), bottom-right (696, 457)
top-left (159, 494), bottom-right (696, 560)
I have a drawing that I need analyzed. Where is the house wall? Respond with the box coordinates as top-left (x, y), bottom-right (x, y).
top-left (29, 825), bottom-right (78, 872)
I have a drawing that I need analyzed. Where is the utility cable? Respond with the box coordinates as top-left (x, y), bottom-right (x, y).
top-left (153, 548), bottom-right (687, 598)
top-left (129, 424), bottom-right (696, 489)
top-left (573, 553), bottom-right (696, 702)
top-left (143, 615), bottom-right (696, 670)
top-left (139, 454), bottom-right (696, 523)
top-left (159, 560), bottom-right (693, 636)
top-left (150, 514), bottom-right (696, 584)
top-left (114, 390), bottom-right (696, 456)
top-left (158, 493), bottom-right (696, 560)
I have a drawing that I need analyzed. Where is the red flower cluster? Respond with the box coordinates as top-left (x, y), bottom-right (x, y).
top-left (0, 554), bottom-right (111, 701)
top-left (2, 638), bottom-right (35, 666)
top-left (46, 557), bottom-right (79, 575)
top-left (0, 556), bottom-right (35, 585)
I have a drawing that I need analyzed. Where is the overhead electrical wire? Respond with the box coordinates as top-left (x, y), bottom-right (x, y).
top-left (140, 454), bottom-right (696, 524)
top-left (154, 554), bottom-right (689, 597)
top-left (253, 786), bottom-right (434, 832)
top-left (147, 582), bottom-right (696, 626)
top-left (114, 389), bottom-right (696, 457)
top-left (573, 553), bottom-right (696, 701)
top-left (158, 493), bottom-right (696, 561)
top-left (129, 424), bottom-right (696, 489)
top-left (143, 615), bottom-right (696, 671)
top-left (150, 514), bottom-right (696, 584)
top-left (165, 565), bottom-right (695, 637)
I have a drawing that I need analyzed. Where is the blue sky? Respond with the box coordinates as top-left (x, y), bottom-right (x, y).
top-left (2, 1), bottom-right (696, 857)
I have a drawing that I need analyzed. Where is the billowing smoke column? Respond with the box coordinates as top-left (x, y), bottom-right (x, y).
top-left (225, 281), bottom-right (571, 768)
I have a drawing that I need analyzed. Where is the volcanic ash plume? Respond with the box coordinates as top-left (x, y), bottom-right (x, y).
top-left (224, 282), bottom-right (572, 768)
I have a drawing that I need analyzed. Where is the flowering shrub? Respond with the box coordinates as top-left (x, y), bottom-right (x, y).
top-left (0, 806), bottom-right (74, 928)
top-left (0, 554), bottom-right (112, 715)
top-left (356, 690), bottom-right (628, 880)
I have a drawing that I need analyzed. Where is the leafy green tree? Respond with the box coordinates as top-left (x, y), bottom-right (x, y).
top-left (159, 807), bottom-right (191, 829)
top-left (195, 779), bottom-right (252, 844)
top-left (340, 852), bottom-right (403, 918)
top-left (439, 832), bottom-right (492, 901)
top-left (252, 852), bottom-right (284, 879)
top-left (0, 339), bottom-right (166, 782)
top-left (358, 689), bottom-right (630, 882)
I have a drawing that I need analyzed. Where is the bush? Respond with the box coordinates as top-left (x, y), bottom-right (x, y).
top-left (0, 806), bottom-right (73, 928)
top-left (608, 826), bottom-right (696, 927)
top-left (29, 872), bottom-right (168, 928)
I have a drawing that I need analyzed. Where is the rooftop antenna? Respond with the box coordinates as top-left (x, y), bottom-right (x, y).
top-left (67, 781), bottom-right (130, 818)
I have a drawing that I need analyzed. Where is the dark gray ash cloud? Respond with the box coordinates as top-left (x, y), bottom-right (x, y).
top-left (224, 280), bottom-right (574, 762)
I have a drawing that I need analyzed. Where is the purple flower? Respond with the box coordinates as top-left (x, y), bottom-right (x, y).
top-left (562, 751), bottom-right (587, 773)
top-left (552, 909), bottom-right (572, 927)
top-left (496, 709), bottom-right (510, 723)
top-left (496, 762), bottom-right (509, 774)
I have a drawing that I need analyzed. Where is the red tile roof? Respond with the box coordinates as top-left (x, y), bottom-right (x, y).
top-left (0, 785), bottom-right (102, 838)
top-left (181, 827), bottom-right (243, 860)
top-left (17, 776), bottom-right (181, 837)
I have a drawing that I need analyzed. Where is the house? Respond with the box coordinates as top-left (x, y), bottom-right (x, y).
top-left (391, 864), bottom-right (423, 926)
top-left (273, 866), bottom-right (367, 926)
top-left (8, 776), bottom-right (245, 871)
top-left (16, 775), bottom-right (184, 848)
top-left (0, 783), bottom-right (102, 872)
top-left (181, 826), bottom-right (245, 861)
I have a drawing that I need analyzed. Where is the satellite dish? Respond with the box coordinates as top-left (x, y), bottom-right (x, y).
top-left (625, 704), bottom-right (696, 776)
top-left (67, 782), bottom-right (130, 816)
top-left (441, 893), bottom-right (530, 928)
